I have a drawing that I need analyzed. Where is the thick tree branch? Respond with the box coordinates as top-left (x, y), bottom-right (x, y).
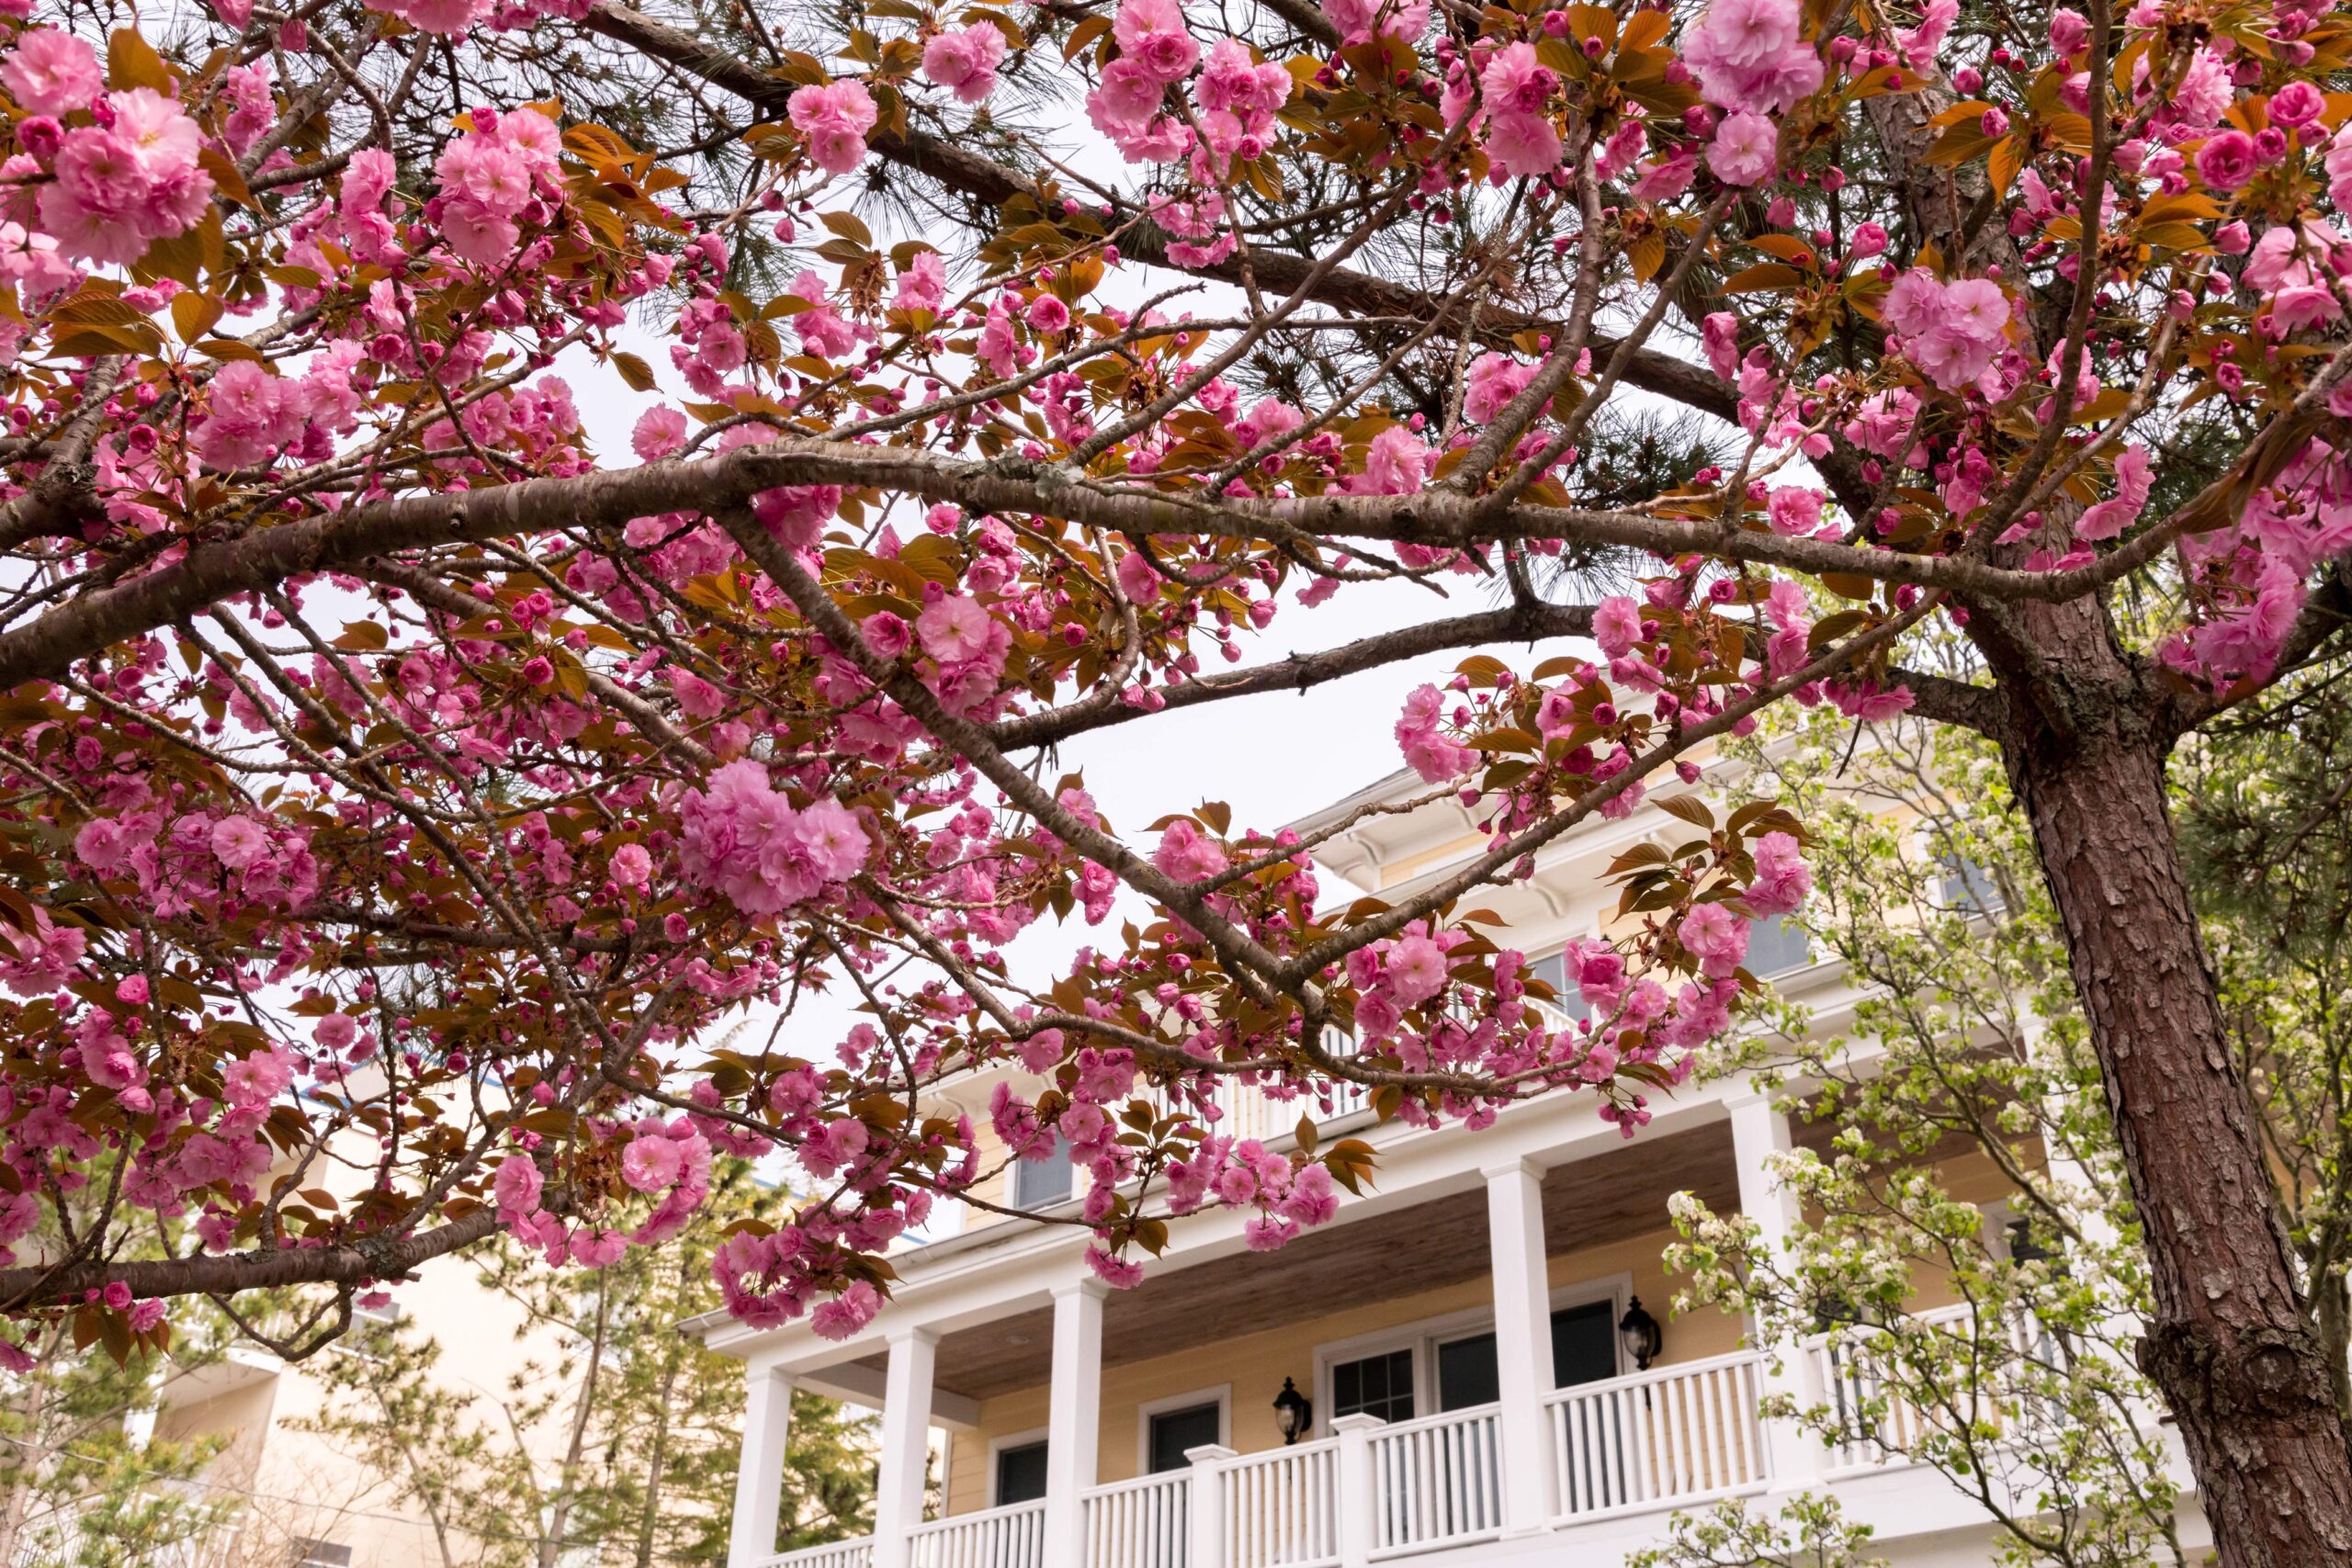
top-left (0, 1209), bottom-right (501, 1312)
top-left (992, 600), bottom-right (1600, 750)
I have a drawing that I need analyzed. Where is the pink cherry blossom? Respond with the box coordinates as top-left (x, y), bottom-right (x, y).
top-left (1678, 902), bottom-right (1750, 977)
top-left (1385, 932), bottom-right (1449, 1006)
top-left (1594, 595), bottom-right (1645, 658)
top-left (2, 29), bottom-right (102, 117)
top-left (2195, 130), bottom-right (2257, 193)
top-left (1767, 485), bottom-right (1824, 536)
top-left (2075, 446), bottom-right (2155, 541)
top-left (1113, 0), bottom-right (1199, 84)
top-left (1396, 684), bottom-right (1474, 782)
top-left (1745, 832), bottom-right (1811, 916)
top-left (1153, 818), bottom-right (1228, 882)
top-left (923, 23), bottom-right (1007, 104)
top-left (622, 1132), bottom-right (685, 1191)
top-left (1705, 111), bottom-right (1780, 186)
top-left (788, 80), bottom-right (879, 175)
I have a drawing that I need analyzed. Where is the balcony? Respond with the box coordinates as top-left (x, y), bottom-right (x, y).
top-left (713, 1081), bottom-right (2105, 1568)
top-left (752, 1349), bottom-right (1791, 1568)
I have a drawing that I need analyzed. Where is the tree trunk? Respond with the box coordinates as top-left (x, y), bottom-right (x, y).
top-left (539, 1283), bottom-right (613, 1568)
top-left (1997, 655), bottom-right (2352, 1565)
top-left (633, 1349), bottom-right (681, 1568)
top-left (2317, 1269), bottom-right (2352, 1430)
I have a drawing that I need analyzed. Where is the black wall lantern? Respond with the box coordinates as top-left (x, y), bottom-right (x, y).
top-left (1619, 1296), bottom-right (1664, 1371)
top-left (1272, 1377), bottom-right (1313, 1445)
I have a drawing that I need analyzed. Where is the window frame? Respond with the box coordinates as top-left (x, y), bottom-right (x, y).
top-left (1524, 942), bottom-right (1595, 1022)
top-left (1315, 1305), bottom-right (1476, 1435)
top-left (988, 1427), bottom-right (1052, 1507)
top-left (1745, 912), bottom-right (1815, 978)
top-left (1010, 1135), bottom-right (1076, 1212)
top-left (1136, 1385), bottom-right (1230, 1474)
top-left (1311, 1271), bottom-right (1636, 1436)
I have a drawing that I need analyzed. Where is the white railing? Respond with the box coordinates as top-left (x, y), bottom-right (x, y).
top-left (1085, 1471), bottom-right (1191, 1568)
top-left (1365, 1404), bottom-right (1503, 1557)
top-left (1146, 1042), bottom-right (1374, 1151)
top-left (1544, 1352), bottom-right (1770, 1521)
top-left (909, 1499), bottom-right (1047, 1568)
top-left (1804, 1303), bottom-right (2068, 1472)
top-left (763, 1538), bottom-right (877, 1568)
top-left (1220, 1438), bottom-right (1340, 1568)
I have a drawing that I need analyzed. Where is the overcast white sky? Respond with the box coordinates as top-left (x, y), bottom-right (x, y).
top-left (538, 190), bottom-right (1612, 1072)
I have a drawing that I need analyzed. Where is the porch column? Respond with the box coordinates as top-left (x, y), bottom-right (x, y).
top-left (1331, 1414), bottom-right (1382, 1568)
top-left (1483, 1158), bottom-right (1557, 1535)
top-left (1185, 1443), bottom-right (1236, 1568)
top-left (1728, 1091), bottom-right (1822, 1487)
top-left (1041, 1280), bottom-right (1106, 1568)
top-left (871, 1328), bottom-right (939, 1568)
top-left (728, 1364), bottom-right (794, 1568)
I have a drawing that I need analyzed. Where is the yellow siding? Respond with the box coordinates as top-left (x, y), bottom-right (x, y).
top-left (944, 1224), bottom-right (1741, 1514)
top-left (1898, 1144), bottom-right (2033, 1312)
top-left (1377, 831), bottom-right (1487, 890)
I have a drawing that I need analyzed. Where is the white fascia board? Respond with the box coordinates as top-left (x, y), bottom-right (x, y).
top-left (687, 957), bottom-right (1883, 1365)
top-left (699, 1059), bottom-right (1753, 1370)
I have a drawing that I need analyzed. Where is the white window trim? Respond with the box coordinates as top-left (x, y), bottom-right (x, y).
top-left (1135, 1384), bottom-right (1230, 1473)
top-left (1011, 1136), bottom-right (1077, 1211)
top-left (1311, 1269), bottom-right (1637, 1436)
top-left (1313, 1302), bottom-right (1485, 1435)
top-left (1980, 1199), bottom-right (2045, 1263)
top-left (986, 1425), bottom-right (1050, 1509)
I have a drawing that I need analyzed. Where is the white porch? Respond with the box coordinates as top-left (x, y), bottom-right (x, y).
top-left (719, 1095), bottom-right (1878, 1568)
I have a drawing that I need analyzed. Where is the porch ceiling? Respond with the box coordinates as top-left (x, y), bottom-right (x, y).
top-left (884, 1118), bottom-right (1742, 1402)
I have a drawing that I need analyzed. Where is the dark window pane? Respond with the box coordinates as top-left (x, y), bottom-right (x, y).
top-left (1147, 1403), bottom-right (1223, 1472)
top-left (996, 1439), bottom-right (1049, 1505)
top-left (1551, 1300), bottom-right (1620, 1388)
top-left (1435, 1333), bottom-right (1499, 1410)
top-left (1012, 1136), bottom-right (1074, 1210)
top-left (1331, 1348), bottom-right (1416, 1425)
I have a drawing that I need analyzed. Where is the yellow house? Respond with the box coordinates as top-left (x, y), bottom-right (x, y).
top-left (687, 757), bottom-right (2207, 1568)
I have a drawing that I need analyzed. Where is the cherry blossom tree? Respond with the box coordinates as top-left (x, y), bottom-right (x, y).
top-left (1, 0), bottom-right (2350, 1562)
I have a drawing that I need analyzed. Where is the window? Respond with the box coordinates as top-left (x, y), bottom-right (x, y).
top-left (1330, 1348), bottom-right (1416, 1425)
top-left (290, 1544), bottom-right (352, 1568)
top-left (994, 1439), bottom-right (1049, 1506)
top-left (1145, 1402), bottom-right (1223, 1473)
top-left (1746, 914), bottom-right (1812, 977)
top-left (2006, 1217), bottom-right (2056, 1265)
top-left (1938, 855), bottom-right (2005, 915)
top-left (1549, 1299), bottom-right (1620, 1387)
top-left (1434, 1332), bottom-right (1498, 1410)
top-left (1317, 1280), bottom-right (1630, 1434)
top-left (1524, 951), bottom-right (1591, 1021)
top-left (1011, 1136), bottom-right (1074, 1210)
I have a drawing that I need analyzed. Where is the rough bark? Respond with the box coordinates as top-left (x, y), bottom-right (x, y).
top-left (1984, 597), bottom-right (2352, 1568)
top-left (0, 1207), bottom-right (499, 1311)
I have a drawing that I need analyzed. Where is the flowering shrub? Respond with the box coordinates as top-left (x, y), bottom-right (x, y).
top-left (0, 6), bottom-right (2349, 1535)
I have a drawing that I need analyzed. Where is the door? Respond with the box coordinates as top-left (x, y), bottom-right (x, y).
top-left (1550, 1298), bottom-right (1620, 1386)
top-left (1435, 1331), bottom-right (1498, 1410)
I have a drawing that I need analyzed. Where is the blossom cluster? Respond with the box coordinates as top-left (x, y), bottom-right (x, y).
top-left (0, 0), bottom-right (2347, 1359)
